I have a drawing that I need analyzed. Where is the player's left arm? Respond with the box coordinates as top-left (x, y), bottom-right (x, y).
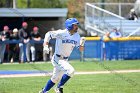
top-left (79, 37), bottom-right (86, 52)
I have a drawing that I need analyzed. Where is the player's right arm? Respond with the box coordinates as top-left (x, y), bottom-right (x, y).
top-left (43, 30), bottom-right (63, 54)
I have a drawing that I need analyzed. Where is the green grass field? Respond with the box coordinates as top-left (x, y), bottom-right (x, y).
top-left (0, 73), bottom-right (140, 93)
top-left (0, 60), bottom-right (140, 71)
top-left (0, 60), bottom-right (140, 93)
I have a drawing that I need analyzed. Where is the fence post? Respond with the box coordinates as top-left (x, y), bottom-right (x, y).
top-left (80, 50), bottom-right (84, 62)
top-left (100, 39), bottom-right (104, 62)
top-left (119, 3), bottom-right (121, 16)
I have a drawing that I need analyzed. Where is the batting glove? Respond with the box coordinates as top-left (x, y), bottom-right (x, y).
top-left (80, 37), bottom-right (86, 46)
top-left (43, 45), bottom-right (49, 54)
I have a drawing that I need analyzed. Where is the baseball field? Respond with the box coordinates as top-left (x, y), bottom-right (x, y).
top-left (0, 60), bottom-right (140, 93)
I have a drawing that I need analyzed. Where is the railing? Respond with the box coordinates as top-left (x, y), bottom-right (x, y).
top-left (127, 27), bottom-right (140, 37)
top-left (85, 3), bottom-right (140, 37)
top-left (85, 3), bottom-right (124, 36)
top-left (91, 3), bottom-right (135, 17)
top-left (86, 3), bottom-right (125, 19)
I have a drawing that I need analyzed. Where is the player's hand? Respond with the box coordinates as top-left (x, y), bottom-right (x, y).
top-left (79, 46), bottom-right (84, 52)
top-left (80, 37), bottom-right (86, 46)
top-left (43, 45), bottom-right (49, 54)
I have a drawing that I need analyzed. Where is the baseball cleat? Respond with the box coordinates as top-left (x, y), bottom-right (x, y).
top-left (38, 90), bottom-right (43, 93)
top-left (39, 88), bottom-right (48, 93)
top-left (54, 88), bottom-right (63, 93)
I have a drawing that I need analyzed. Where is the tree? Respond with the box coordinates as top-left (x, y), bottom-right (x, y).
top-left (17, 0), bottom-right (27, 8)
top-left (0, 0), bottom-right (12, 8)
top-left (67, 0), bottom-right (136, 24)
top-left (17, 0), bottom-right (67, 8)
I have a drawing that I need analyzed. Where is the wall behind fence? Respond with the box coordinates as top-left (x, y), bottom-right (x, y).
top-left (69, 40), bottom-right (102, 60)
top-left (70, 37), bottom-right (140, 60)
top-left (105, 40), bottom-right (140, 60)
top-left (0, 37), bottom-right (140, 62)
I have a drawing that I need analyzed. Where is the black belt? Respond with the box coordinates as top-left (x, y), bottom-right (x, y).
top-left (56, 54), bottom-right (68, 59)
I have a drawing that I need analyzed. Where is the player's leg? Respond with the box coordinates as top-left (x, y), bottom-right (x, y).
top-left (56, 60), bottom-right (75, 91)
top-left (30, 45), bottom-right (35, 62)
top-left (40, 55), bottom-right (64, 93)
top-left (41, 67), bottom-right (63, 93)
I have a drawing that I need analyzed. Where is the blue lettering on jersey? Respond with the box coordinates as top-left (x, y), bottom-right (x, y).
top-left (62, 39), bottom-right (77, 44)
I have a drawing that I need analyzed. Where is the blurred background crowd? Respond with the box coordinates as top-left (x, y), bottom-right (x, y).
top-left (0, 22), bottom-right (55, 63)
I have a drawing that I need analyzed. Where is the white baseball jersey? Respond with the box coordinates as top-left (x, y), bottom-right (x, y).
top-left (44, 29), bottom-right (80, 57)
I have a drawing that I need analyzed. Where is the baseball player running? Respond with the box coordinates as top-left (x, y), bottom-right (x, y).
top-left (39, 18), bottom-right (85, 93)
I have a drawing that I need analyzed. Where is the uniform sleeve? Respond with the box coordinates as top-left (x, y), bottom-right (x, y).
top-left (44, 30), bottom-right (64, 43)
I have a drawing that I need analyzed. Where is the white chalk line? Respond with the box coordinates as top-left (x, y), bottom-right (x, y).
top-left (0, 70), bottom-right (140, 78)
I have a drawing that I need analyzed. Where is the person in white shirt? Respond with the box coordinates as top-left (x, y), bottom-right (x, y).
top-left (109, 28), bottom-right (122, 38)
top-left (39, 18), bottom-right (85, 93)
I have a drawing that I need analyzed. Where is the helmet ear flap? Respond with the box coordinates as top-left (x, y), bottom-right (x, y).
top-left (67, 24), bottom-right (73, 30)
top-left (67, 24), bottom-right (71, 27)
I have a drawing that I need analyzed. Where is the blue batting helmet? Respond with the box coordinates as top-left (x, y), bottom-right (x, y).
top-left (65, 18), bottom-right (79, 30)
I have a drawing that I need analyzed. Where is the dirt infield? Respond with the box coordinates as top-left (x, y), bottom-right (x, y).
top-left (0, 70), bottom-right (140, 78)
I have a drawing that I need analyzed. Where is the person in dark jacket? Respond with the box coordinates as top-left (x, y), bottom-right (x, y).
top-left (18, 22), bottom-right (30, 63)
top-left (127, 9), bottom-right (138, 21)
top-left (0, 26), bottom-right (10, 64)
